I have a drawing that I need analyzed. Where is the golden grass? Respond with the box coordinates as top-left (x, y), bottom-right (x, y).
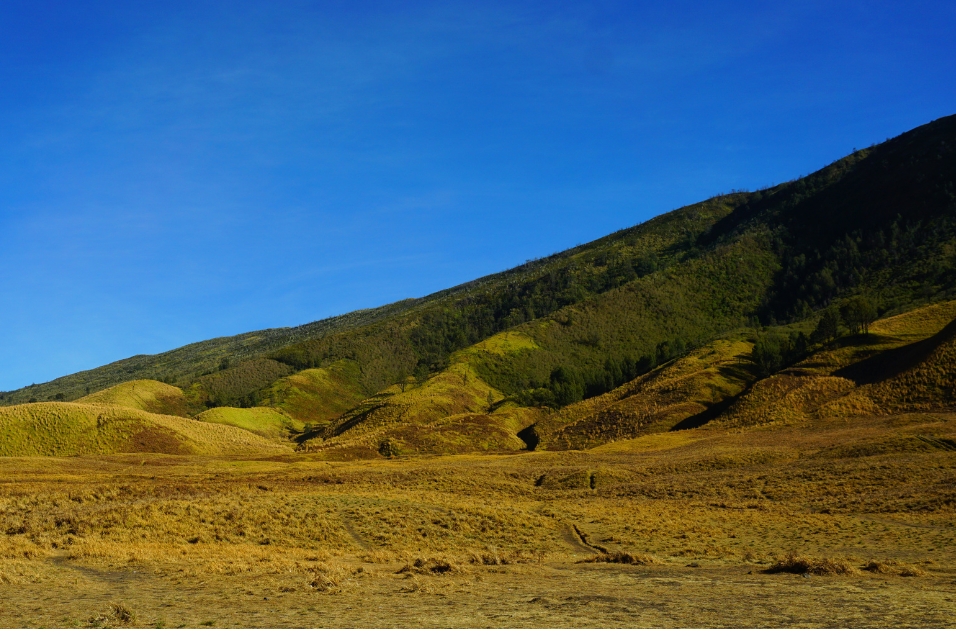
top-left (195, 406), bottom-right (302, 440)
top-left (0, 410), bottom-right (953, 626)
top-left (76, 379), bottom-right (187, 417)
top-left (764, 552), bottom-right (857, 575)
top-left (0, 402), bottom-right (289, 456)
top-left (870, 300), bottom-right (956, 339)
top-left (463, 331), bottom-right (538, 357)
top-left (709, 375), bottom-right (857, 429)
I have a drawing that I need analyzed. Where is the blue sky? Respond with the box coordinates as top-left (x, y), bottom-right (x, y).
top-left (0, 0), bottom-right (954, 390)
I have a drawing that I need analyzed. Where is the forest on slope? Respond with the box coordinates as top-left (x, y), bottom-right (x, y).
top-left (1, 113), bottom-right (954, 458)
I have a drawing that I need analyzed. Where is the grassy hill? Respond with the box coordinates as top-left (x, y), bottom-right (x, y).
top-left (194, 406), bottom-right (303, 441)
top-left (2, 114), bottom-right (955, 459)
top-left (76, 379), bottom-right (188, 417)
top-left (255, 360), bottom-right (368, 424)
top-left (702, 300), bottom-right (956, 431)
top-left (0, 402), bottom-right (289, 456)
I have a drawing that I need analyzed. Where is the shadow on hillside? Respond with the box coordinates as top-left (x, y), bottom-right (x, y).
top-left (517, 425), bottom-right (539, 451)
top-left (835, 317), bottom-right (956, 385)
top-left (671, 391), bottom-right (746, 431)
top-left (718, 361), bottom-right (756, 384)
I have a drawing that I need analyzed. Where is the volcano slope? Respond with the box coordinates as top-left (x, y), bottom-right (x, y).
top-left (2, 115), bottom-right (956, 626)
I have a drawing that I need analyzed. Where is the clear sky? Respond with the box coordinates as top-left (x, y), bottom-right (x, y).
top-left (0, 0), bottom-right (954, 390)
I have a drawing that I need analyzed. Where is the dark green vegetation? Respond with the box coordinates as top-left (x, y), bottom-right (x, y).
top-left (1, 299), bottom-right (423, 405)
top-left (3, 114), bottom-right (956, 455)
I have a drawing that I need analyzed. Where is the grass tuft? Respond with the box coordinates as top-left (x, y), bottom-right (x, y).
top-left (765, 553), bottom-right (857, 576)
top-left (396, 557), bottom-right (458, 576)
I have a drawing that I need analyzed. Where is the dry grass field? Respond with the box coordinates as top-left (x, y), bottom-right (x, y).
top-left (0, 411), bottom-right (954, 628)
top-left (4, 116), bottom-right (956, 627)
top-left (2, 304), bottom-right (955, 627)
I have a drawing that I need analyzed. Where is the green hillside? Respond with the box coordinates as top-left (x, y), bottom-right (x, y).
top-left (195, 406), bottom-right (303, 440)
top-left (2, 114), bottom-right (955, 459)
top-left (0, 298), bottom-right (423, 404)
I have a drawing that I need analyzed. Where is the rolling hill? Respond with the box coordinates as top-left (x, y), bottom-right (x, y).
top-left (0, 402), bottom-right (289, 456)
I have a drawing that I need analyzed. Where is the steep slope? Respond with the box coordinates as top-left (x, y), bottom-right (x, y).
top-left (4, 114), bottom-right (956, 460)
top-left (268, 113), bottom-right (956, 423)
top-left (535, 336), bottom-right (756, 450)
top-left (0, 402), bottom-right (289, 456)
top-left (76, 379), bottom-right (188, 417)
top-left (706, 300), bottom-right (956, 430)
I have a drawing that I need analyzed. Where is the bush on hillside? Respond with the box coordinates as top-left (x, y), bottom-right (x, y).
top-left (752, 331), bottom-right (809, 377)
top-left (841, 296), bottom-right (878, 334)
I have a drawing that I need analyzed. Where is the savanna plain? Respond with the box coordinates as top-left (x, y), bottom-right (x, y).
top-left (1, 413), bottom-right (954, 628)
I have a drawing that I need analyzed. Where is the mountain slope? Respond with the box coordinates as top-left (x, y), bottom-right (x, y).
top-left (2, 114), bottom-right (955, 460)
top-left (1, 298), bottom-right (423, 404)
top-left (702, 300), bottom-right (956, 431)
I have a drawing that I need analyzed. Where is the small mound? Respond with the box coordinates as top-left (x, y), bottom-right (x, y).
top-left (859, 559), bottom-right (926, 576)
top-left (765, 553), bottom-right (857, 575)
top-left (0, 402), bottom-right (289, 456)
top-left (195, 406), bottom-right (302, 440)
top-left (76, 379), bottom-right (188, 417)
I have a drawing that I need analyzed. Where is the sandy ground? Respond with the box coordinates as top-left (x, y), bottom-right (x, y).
top-left (2, 556), bottom-right (954, 628)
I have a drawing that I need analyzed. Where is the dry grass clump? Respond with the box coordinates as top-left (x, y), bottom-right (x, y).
top-left (398, 574), bottom-right (436, 594)
top-left (580, 551), bottom-right (658, 566)
top-left (396, 557), bottom-right (459, 576)
top-left (861, 560), bottom-right (891, 574)
top-left (306, 562), bottom-right (358, 594)
top-left (87, 603), bottom-right (136, 628)
top-left (468, 548), bottom-right (541, 565)
top-left (765, 552), bottom-right (857, 575)
top-left (898, 564), bottom-right (927, 577)
top-left (862, 560), bottom-right (926, 577)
